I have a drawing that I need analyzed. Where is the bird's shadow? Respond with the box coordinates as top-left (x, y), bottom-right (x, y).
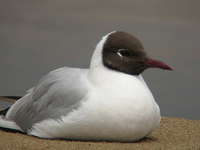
top-left (44, 136), bottom-right (158, 144)
top-left (136, 136), bottom-right (158, 143)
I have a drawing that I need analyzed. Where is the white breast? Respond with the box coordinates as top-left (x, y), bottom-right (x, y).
top-left (29, 66), bottom-right (160, 142)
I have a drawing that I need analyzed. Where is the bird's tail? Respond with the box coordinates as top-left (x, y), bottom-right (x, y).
top-left (0, 96), bottom-right (19, 113)
top-left (0, 116), bottom-right (23, 132)
top-left (0, 96), bottom-right (23, 132)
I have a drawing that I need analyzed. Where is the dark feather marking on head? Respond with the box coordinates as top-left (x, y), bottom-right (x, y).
top-left (102, 31), bottom-right (148, 75)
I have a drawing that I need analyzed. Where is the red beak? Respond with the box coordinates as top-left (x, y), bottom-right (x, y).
top-left (146, 58), bottom-right (173, 70)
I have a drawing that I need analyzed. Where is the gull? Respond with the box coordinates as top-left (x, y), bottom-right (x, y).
top-left (0, 31), bottom-right (172, 142)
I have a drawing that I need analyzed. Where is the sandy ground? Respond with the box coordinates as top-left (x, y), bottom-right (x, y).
top-left (0, 97), bottom-right (200, 149)
top-left (0, 117), bottom-right (200, 150)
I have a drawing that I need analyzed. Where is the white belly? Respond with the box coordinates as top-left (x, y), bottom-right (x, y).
top-left (29, 82), bottom-right (160, 142)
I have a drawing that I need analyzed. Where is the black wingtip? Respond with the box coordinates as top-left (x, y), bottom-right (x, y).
top-left (0, 107), bottom-right (10, 116)
top-left (0, 96), bottom-right (21, 116)
top-left (0, 127), bottom-right (24, 134)
top-left (1, 96), bottom-right (22, 100)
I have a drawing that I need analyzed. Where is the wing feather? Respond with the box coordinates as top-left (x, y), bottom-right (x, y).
top-left (6, 67), bottom-right (89, 132)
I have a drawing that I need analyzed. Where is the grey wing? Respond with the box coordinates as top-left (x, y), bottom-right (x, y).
top-left (6, 67), bottom-right (89, 132)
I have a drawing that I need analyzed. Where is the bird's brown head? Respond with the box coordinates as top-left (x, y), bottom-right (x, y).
top-left (102, 31), bottom-right (172, 75)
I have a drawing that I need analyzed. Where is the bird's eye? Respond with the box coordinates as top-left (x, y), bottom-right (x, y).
top-left (117, 49), bottom-right (132, 57)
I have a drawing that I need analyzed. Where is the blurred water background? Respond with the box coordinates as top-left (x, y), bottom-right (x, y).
top-left (0, 0), bottom-right (199, 119)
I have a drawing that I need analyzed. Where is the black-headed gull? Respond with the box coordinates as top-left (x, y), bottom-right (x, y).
top-left (0, 31), bottom-right (172, 142)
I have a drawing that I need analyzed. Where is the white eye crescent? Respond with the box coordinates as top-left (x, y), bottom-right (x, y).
top-left (117, 51), bottom-right (123, 57)
top-left (117, 49), bottom-right (131, 57)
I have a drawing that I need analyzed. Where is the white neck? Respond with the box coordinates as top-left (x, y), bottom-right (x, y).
top-left (89, 31), bottom-right (115, 69)
top-left (88, 32), bottom-right (115, 85)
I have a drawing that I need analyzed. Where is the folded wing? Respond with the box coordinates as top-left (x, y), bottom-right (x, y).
top-left (5, 67), bottom-right (89, 132)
